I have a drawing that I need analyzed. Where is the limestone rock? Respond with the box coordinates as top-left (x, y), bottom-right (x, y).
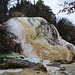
top-left (3, 17), bottom-right (75, 62)
top-left (0, 59), bottom-right (46, 72)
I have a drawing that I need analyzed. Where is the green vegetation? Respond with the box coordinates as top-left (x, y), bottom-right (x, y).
top-left (9, 0), bottom-right (56, 25)
top-left (0, 53), bottom-right (21, 59)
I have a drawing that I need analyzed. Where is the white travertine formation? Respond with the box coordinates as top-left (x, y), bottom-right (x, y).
top-left (5, 17), bottom-right (75, 62)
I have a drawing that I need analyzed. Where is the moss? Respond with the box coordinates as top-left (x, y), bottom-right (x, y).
top-left (0, 53), bottom-right (25, 60)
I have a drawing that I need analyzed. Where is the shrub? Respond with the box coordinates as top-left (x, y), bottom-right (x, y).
top-left (10, 11), bottom-right (25, 17)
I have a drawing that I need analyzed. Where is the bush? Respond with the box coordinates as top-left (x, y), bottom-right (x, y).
top-left (10, 11), bottom-right (25, 17)
top-left (56, 18), bottom-right (75, 45)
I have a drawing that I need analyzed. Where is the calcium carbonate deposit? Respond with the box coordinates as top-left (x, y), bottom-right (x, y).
top-left (5, 17), bottom-right (75, 62)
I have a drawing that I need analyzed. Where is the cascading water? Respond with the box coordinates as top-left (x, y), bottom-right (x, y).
top-left (5, 17), bottom-right (75, 62)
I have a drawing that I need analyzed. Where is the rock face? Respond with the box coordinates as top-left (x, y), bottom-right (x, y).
top-left (5, 17), bottom-right (75, 62)
top-left (0, 59), bottom-right (46, 72)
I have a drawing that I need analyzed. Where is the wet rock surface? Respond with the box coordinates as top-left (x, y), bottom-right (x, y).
top-left (2, 17), bottom-right (74, 62)
top-left (60, 63), bottom-right (75, 75)
top-left (0, 59), bottom-right (46, 72)
top-left (0, 64), bottom-right (75, 75)
top-left (0, 58), bottom-right (75, 75)
top-left (0, 17), bottom-right (75, 75)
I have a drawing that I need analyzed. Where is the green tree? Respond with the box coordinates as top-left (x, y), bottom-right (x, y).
top-left (35, 0), bottom-right (56, 24)
top-left (9, 0), bottom-right (56, 25)
top-left (0, 0), bottom-right (9, 23)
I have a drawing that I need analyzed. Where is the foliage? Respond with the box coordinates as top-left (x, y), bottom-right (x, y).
top-left (0, 0), bottom-right (56, 24)
top-left (58, 1), bottom-right (75, 14)
top-left (35, 0), bottom-right (56, 24)
top-left (9, 0), bottom-right (56, 25)
top-left (0, 0), bottom-right (9, 23)
top-left (56, 18), bottom-right (75, 45)
top-left (10, 11), bottom-right (25, 17)
top-left (0, 53), bottom-right (21, 59)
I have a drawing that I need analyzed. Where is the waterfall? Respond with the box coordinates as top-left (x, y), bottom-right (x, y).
top-left (5, 17), bottom-right (75, 62)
